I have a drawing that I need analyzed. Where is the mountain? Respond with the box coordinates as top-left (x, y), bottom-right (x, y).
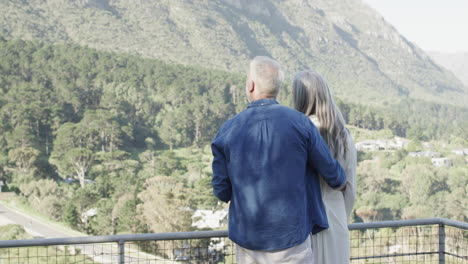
top-left (428, 51), bottom-right (468, 87)
top-left (0, 0), bottom-right (467, 107)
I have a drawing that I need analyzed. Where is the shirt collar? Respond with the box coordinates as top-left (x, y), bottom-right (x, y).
top-left (248, 98), bottom-right (279, 108)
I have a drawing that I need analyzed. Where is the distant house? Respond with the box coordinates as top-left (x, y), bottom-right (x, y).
top-left (377, 140), bottom-right (392, 150)
top-left (381, 138), bottom-right (411, 150)
top-left (431, 157), bottom-right (453, 167)
top-left (81, 208), bottom-right (98, 223)
top-left (192, 209), bottom-right (228, 229)
top-left (452, 148), bottom-right (468, 155)
top-left (422, 142), bottom-right (433, 149)
top-left (356, 138), bottom-right (409, 152)
top-left (394, 137), bottom-right (410, 149)
top-left (356, 140), bottom-right (382, 151)
top-left (409, 151), bottom-right (441, 158)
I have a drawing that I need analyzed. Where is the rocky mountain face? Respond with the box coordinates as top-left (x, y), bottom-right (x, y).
top-left (1, 0), bottom-right (467, 106)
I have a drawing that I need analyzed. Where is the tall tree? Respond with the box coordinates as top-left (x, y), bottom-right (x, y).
top-left (65, 148), bottom-right (94, 188)
top-left (138, 176), bottom-right (192, 234)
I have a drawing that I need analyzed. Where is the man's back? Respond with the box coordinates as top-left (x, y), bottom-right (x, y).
top-left (212, 98), bottom-right (346, 251)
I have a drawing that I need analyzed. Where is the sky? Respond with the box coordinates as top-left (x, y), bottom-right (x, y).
top-left (362, 0), bottom-right (468, 53)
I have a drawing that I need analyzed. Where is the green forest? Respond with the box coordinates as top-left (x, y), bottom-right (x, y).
top-left (0, 38), bottom-right (466, 236)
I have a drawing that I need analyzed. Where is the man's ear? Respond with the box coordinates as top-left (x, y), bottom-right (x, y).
top-left (248, 80), bottom-right (255, 93)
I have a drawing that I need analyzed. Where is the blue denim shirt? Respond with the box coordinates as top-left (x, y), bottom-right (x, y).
top-left (211, 98), bottom-right (346, 251)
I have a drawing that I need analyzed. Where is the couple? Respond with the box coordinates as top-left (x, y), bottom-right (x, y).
top-left (211, 56), bottom-right (356, 264)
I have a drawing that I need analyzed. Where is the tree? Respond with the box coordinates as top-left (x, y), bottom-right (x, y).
top-left (400, 164), bottom-right (437, 218)
top-left (54, 148), bottom-right (94, 188)
top-left (188, 177), bottom-right (218, 209)
top-left (81, 110), bottom-right (123, 152)
top-left (406, 140), bottom-right (423, 152)
top-left (19, 179), bottom-right (71, 220)
top-left (8, 147), bottom-right (40, 176)
top-left (7, 146), bottom-right (41, 192)
top-left (445, 167), bottom-right (468, 221)
top-left (138, 176), bottom-right (192, 234)
top-left (138, 176), bottom-right (193, 259)
top-left (156, 107), bottom-right (191, 149)
top-left (88, 198), bottom-right (115, 235)
top-left (138, 150), bottom-right (157, 179)
top-left (112, 194), bottom-right (144, 234)
top-left (63, 202), bottom-right (79, 227)
top-left (5, 125), bottom-right (36, 149)
top-left (154, 151), bottom-right (184, 176)
top-left (92, 151), bottom-right (141, 198)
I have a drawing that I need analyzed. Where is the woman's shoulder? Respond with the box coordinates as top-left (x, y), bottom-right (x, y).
top-left (308, 115), bottom-right (321, 127)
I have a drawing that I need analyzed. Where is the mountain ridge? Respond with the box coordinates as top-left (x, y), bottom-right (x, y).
top-left (429, 51), bottom-right (468, 87)
top-left (0, 0), bottom-right (467, 107)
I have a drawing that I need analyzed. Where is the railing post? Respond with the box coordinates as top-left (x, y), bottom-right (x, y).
top-left (438, 224), bottom-right (445, 264)
top-left (118, 240), bottom-right (125, 264)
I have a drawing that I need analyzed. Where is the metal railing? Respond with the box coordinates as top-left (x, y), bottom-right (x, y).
top-left (0, 218), bottom-right (466, 263)
top-left (348, 218), bottom-right (467, 263)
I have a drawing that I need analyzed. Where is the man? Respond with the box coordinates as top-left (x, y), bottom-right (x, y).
top-left (211, 56), bottom-right (346, 263)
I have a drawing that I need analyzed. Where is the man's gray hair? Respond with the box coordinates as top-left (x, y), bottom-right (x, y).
top-left (249, 56), bottom-right (283, 96)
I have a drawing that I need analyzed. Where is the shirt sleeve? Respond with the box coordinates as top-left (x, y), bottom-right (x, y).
top-left (304, 117), bottom-right (346, 189)
top-left (211, 133), bottom-right (232, 203)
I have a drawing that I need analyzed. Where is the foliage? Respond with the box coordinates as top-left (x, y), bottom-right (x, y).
top-left (20, 179), bottom-right (70, 221)
top-left (0, 224), bottom-right (29, 240)
top-left (62, 202), bottom-right (79, 227)
top-left (0, 38), bottom-right (466, 237)
top-left (353, 150), bottom-right (468, 222)
top-left (0, 0), bottom-right (467, 108)
top-left (138, 176), bottom-right (193, 233)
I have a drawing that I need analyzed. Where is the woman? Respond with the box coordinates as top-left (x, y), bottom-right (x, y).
top-left (292, 70), bottom-right (357, 264)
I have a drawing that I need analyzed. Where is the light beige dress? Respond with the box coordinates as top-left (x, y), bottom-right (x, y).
top-left (235, 235), bottom-right (313, 264)
top-left (310, 116), bottom-right (357, 264)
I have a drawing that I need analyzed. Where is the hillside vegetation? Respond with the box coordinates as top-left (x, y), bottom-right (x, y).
top-left (0, 39), bottom-right (466, 237)
top-left (0, 0), bottom-right (467, 107)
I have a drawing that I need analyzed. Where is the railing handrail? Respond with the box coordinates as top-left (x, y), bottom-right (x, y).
top-left (348, 217), bottom-right (468, 230)
top-left (0, 230), bottom-right (228, 248)
top-left (0, 217), bottom-right (466, 248)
